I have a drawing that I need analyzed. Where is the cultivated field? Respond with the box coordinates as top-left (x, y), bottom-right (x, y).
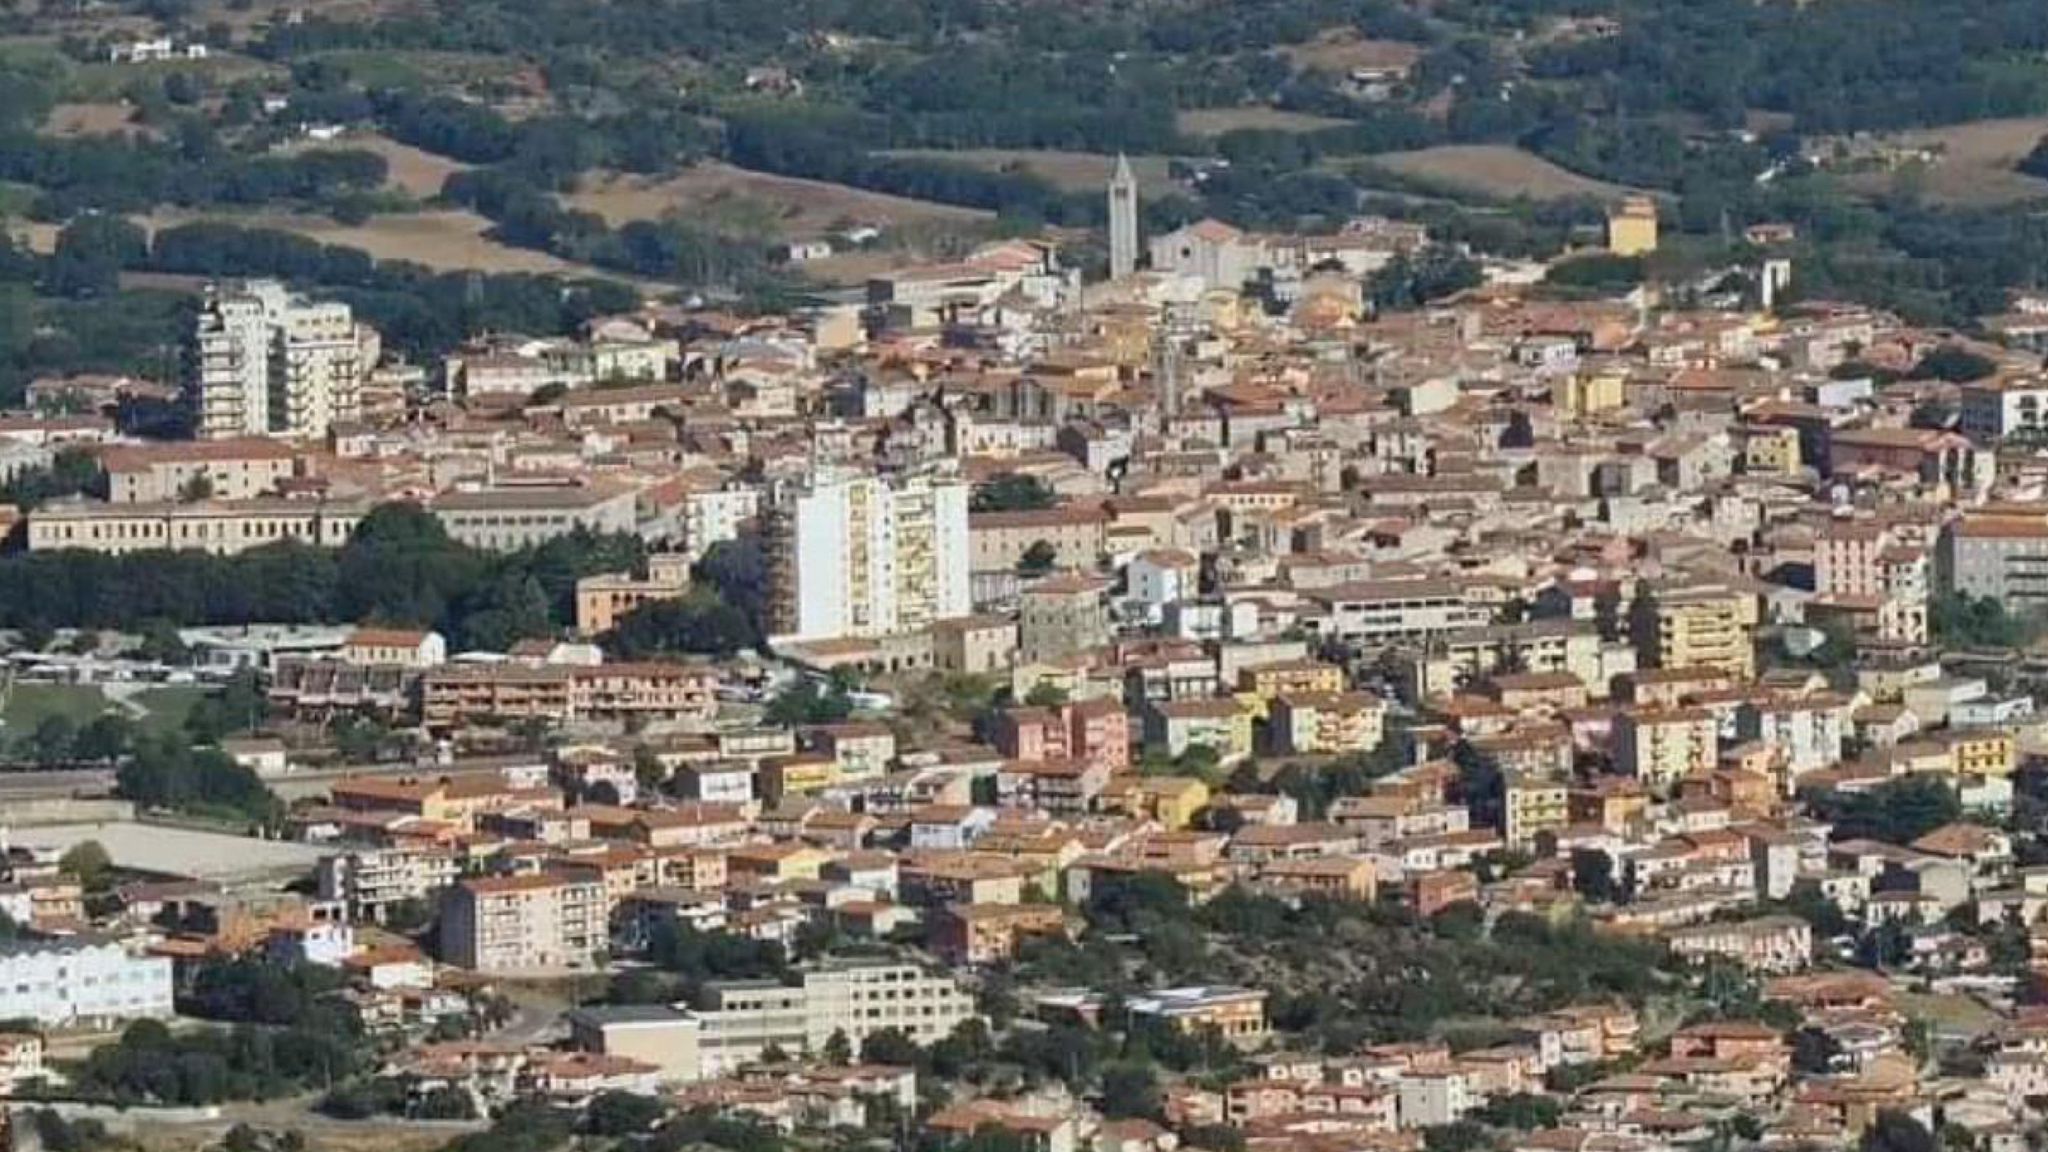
top-left (1369, 144), bottom-right (1635, 201)
top-left (1841, 116), bottom-right (2048, 206)
top-left (878, 149), bottom-right (1179, 196)
top-left (567, 161), bottom-right (994, 236)
top-left (140, 208), bottom-right (605, 275)
top-left (1177, 106), bottom-right (1351, 136)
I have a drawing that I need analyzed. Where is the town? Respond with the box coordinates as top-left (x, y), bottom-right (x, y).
top-left (0, 169), bottom-right (2038, 1152)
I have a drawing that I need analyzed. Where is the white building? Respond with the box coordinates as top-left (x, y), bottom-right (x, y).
top-left (192, 280), bottom-right (376, 440)
top-left (767, 469), bottom-right (970, 641)
top-left (0, 939), bottom-right (174, 1028)
top-left (693, 962), bottom-right (976, 1075)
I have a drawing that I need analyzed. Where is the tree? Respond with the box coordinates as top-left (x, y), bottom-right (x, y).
top-left (1472, 1093), bottom-right (1561, 1130)
top-left (1804, 775), bottom-right (1959, 845)
top-left (822, 1028), bottom-right (852, 1065)
top-left (860, 1027), bottom-right (921, 1066)
top-left (1860, 1111), bottom-right (1936, 1152)
top-left (585, 1091), bottom-right (666, 1136)
top-left (59, 840), bottom-right (113, 892)
top-left (1024, 682), bottom-right (1069, 708)
top-left (607, 592), bottom-right (756, 657)
top-left (1571, 848), bottom-right (1619, 903)
top-left (972, 473), bottom-right (1055, 513)
top-left (1907, 344), bottom-right (1996, 383)
top-left (1793, 1027), bottom-right (1843, 1074)
top-left (1018, 540), bottom-right (1058, 576)
top-left (1098, 1061), bottom-right (1164, 1121)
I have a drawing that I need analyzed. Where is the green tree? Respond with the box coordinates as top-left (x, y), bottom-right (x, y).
top-left (972, 473), bottom-right (1056, 512)
top-left (822, 1028), bottom-right (852, 1065)
top-left (1018, 540), bottom-right (1058, 576)
top-left (59, 840), bottom-right (114, 892)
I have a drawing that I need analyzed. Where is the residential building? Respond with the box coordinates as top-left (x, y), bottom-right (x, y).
top-left (575, 554), bottom-right (693, 635)
top-left (766, 468), bottom-right (971, 641)
top-left (431, 483), bottom-right (640, 552)
top-left (0, 939), bottom-right (173, 1028)
top-left (692, 962), bottom-right (975, 1074)
top-left (26, 496), bottom-right (367, 556)
top-left (439, 872), bottom-right (608, 972)
top-left (192, 279), bottom-right (373, 439)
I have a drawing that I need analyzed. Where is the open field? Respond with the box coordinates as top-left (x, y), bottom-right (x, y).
top-left (276, 130), bottom-right (472, 198)
top-left (1177, 106), bottom-right (1351, 136)
top-left (1369, 144), bottom-right (1636, 201)
top-left (1840, 116), bottom-right (2048, 206)
top-left (41, 100), bottom-right (140, 137)
top-left (567, 161), bottom-right (994, 237)
top-left (18, 207), bottom-right (630, 280)
top-left (298, 47), bottom-right (533, 91)
top-left (1, 682), bottom-right (214, 739)
top-left (143, 208), bottom-right (607, 275)
top-left (878, 149), bottom-right (1179, 197)
top-left (12, 819), bottom-right (326, 883)
top-left (1280, 28), bottom-right (1425, 76)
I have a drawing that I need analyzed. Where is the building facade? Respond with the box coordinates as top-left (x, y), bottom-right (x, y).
top-left (766, 469), bottom-right (970, 641)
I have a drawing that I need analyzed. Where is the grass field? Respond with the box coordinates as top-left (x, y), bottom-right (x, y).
top-left (567, 161), bottom-right (995, 237)
top-left (0, 682), bottom-right (210, 738)
top-left (877, 149), bottom-right (1179, 197)
top-left (1839, 117), bottom-right (2048, 206)
top-left (297, 48), bottom-right (530, 91)
top-left (1177, 107), bottom-right (1351, 136)
top-left (1368, 145), bottom-right (1636, 201)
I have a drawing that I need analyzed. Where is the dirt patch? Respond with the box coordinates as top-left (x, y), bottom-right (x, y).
top-left (1281, 29), bottom-right (1425, 76)
top-left (275, 131), bottom-right (472, 198)
top-left (1177, 106), bottom-right (1350, 136)
top-left (42, 100), bottom-right (140, 137)
top-left (877, 149), bottom-right (1178, 196)
top-left (566, 161), bottom-right (993, 238)
top-left (1369, 144), bottom-right (1635, 201)
top-left (1839, 117), bottom-right (2048, 206)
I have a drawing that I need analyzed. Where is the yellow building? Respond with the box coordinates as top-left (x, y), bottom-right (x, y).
top-left (1504, 774), bottom-right (1570, 848)
top-left (1612, 707), bottom-right (1718, 789)
top-left (1554, 369), bottom-right (1626, 418)
top-left (1608, 196), bottom-right (1659, 257)
top-left (1946, 731), bottom-right (2016, 779)
top-left (1742, 425), bottom-right (1802, 477)
top-left (574, 554), bottom-right (691, 635)
top-left (1133, 776), bottom-right (1212, 830)
top-left (1128, 986), bottom-right (1269, 1043)
top-left (1270, 692), bottom-right (1387, 756)
top-left (760, 756), bottom-right (841, 801)
top-left (1238, 659), bottom-right (1347, 712)
top-left (1640, 584), bottom-right (1758, 680)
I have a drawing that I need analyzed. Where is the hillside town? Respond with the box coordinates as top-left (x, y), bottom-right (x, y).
top-left (3, 180), bottom-right (2048, 1152)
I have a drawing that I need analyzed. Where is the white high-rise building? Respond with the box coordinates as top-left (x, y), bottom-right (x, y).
top-left (1108, 153), bottom-right (1140, 280)
top-left (192, 280), bottom-right (373, 440)
top-left (768, 469), bottom-right (970, 641)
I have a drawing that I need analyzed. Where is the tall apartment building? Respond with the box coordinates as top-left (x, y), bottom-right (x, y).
top-left (766, 469), bottom-right (970, 641)
top-left (1940, 513), bottom-right (2048, 609)
top-left (1635, 583), bottom-right (1757, 680)
top-left (693, 962), bottom-right (976, 1074)
top-left (0, 938), bottom-right (173, 1028)
top-left (317, 847), bottom-right (461, 923)
top-left (439, 871), bottom-right (607, 972)
top-left (192, 280), bottom-right (374, 440)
